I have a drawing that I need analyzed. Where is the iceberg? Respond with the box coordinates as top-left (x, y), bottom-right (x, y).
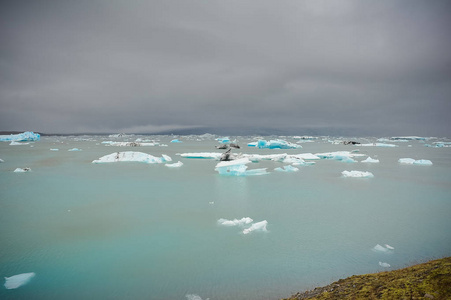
top-left (218, 217), bottom-right (253, 226)
top-left (4, 272), bottom-right (35, 289)
top-left (359, 143), bottom-right (398, 147)
top-left (165, 161), bottom-right (183, 168)
top-left (179, 152), bottom-right (223, 160)
top-left (391, 136), bottom-right (427, 140)
top-left (14, 167), bottom-right (31, 172)
top-left (0, 131), bottom-right (40, 142)
top-left (398, 158), bottom-right (432, 165)
top-left (50, 148), bottom-right (59, 151)
top-left (68, 148), bottom-right (82, 151)
top-left (379, 262), bottom-right (391, 268)
top-left (186, 294), bottom-right (209, 300)
top-left (342, 170), bottom-right (374, 178)
top-left (103, 142), bottom-right (159, 147)
top-left (361, 157), bottom-right (379, 163)
top-left (170, 139), bottom-right (182, 143)
top-left (248, 139), bottom-right (302, 149)
top-left (316, 151), bottom-right (364, 161)
top-left (215, 158), bottom-right (268, 176)
top-left (216, 137), bottom-right (231, 144)
top-left (243, 220), bottom-right (268, 234)
top-left (385, 244), bottom-right (394, 250)
top-left (274, 165), bottom-right (299, 172)
top-left (0, 158), bottom-right (4, 163)
top-left (92, 151), bottom-right (171, 164)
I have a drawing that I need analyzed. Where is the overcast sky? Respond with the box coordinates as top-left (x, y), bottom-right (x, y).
top-left (1, 0), bottom-right (450, 136)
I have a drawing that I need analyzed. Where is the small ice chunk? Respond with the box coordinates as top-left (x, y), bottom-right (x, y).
top-left (218, 217), bottom-right (253, 226)
top-left (372, 244), bottom-right (393, 252)
top-left (14, 168), bottom-right (31, 173)
top-left (165, 161), bottom-right (183, 168)
top-left (170, 139), bottom-right (182, 143)
top-left (274, 165), bottom-right (299, 172)
top-left (359, 143), bottom-right (398, 147)
top-left (0, 158), bottom-right (4, 163)
top-left (186, 294), bottom-right (209, 300)
top-left (361, 157), bottom-right (379, 163)
top-left (385, 244), bottom-right (394, 250)
top-left (379, 262), bottom-right (391, 268)
top-left (68, 148), bottom-right (81, 151)
top-left (342, 170), bottom-right (374, 178)
top-left (179, 152), bottom-right (223, 160)
top-left (215, 158), bottom-right (268, 176)
top-left (162, 154), bottom-right (172, 162)
top-left (243, 220), bottom-right (268, 234)
top-left (4, 272), bottom-right (35, 289)
top-left (398, 158), bottom-right (416, 164)
top-left (50, 149), bottom-right (59, 151)
top-left (414, 159), bottom-right (432, 165)
top-left (10, 141), bottom-right (30, 145)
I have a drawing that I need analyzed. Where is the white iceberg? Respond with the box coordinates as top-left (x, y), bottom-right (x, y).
top-left (372, 244), bottom-right (393, 253)
top-left (218, 217), bottom-right (253, 226)
top-left (92, 151), bottom-right (171, 164)
top-left (215, 158), bottom-right (268, 176)
top-left (361, 157), bottom-right (379, 163)
top-left (179, 152), bottom-right (223, 160)
top-left (342, 170), bottom-right (374, 178)
top-left (186, 294), bottom-right (209, 300)
top-left (243, 220), bottom-right (268, 234)
top-left (315, 151), bottom-right (364, 161)
top-left (10, 141), bottom-right (30, 145)
top-left (165, 161), bottom-right (183, 168)
top-left (104, 142), bottom-right (159, 147)
top-left (274, 165), bottom-right (299, 172)
top-left (359, 143), bottom-right (398, 147)
top-left (50, 148), bottom-right (59, 151)
top-left (68, 148), bottom-right (82, 151)
top-left (14, 168), bottom-right (31, 173)
top-left (0, 131), bottom-right (40, 142)
top-left (385, 244), bottom-right (395, 250)
top-left (0, 158), bottom-right (4, 163)
top-left (398, 158), bottom-right (432, 165)
top-left (4, 272), bottom-right (35, 289)
top-left (379, 262), bottom-right (391, 268)
top-left (248, 139), bottom-right (302, 149)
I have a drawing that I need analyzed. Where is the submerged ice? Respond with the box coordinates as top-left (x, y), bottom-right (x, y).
top-left (4, 272), bottom-right (35, 289)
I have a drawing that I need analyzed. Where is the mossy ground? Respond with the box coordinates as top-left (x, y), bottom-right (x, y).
top-left (283, 257), bottom-right (451, 300)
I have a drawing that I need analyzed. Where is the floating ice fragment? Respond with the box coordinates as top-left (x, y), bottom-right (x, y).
top-left (315, 151), bottom-right (364, 161)
top-left (165, 161), bottom-right (183, 168)
top-left (68, 148), bottom-right (81, 151)
top-left (243, 220), bottom-right (268, 234)
top-left (398, 158), bottom-right (432, 165)
top-left (4, 272), bottom-right (35, 289)
top-left (342, 170), bottom-right (374, 178)
top-left (379, 262), bottom-right (391, 268)
top-left (10, 141), bottom-right (30, 145)
top-left (274, 165), bottom-right (299, 172)
top-left (14, 168), bottom-right (31, 172)
top-left (92, 151), bottom-right (171, 164)
top-left (186, 294), bottom-right (209, 300)
top-left (248, 139), bottom-right (301, 149)
top-left (179, 152), bottom-right (222, 160)
top-left (0, 131), bottom-right (40, 142)
top-left (50, 148), bottom-right (59, 151)
top-left (0, 158), bottom-right (4, 163)
top-left (215, 158), bottom-right (268, 176)
top-left (391, 136), bottom-right (427, 140)
top-left (216, 137), bottom-right (231, 144)
top-left (218, 217), bottom-right (253, 226)
top-left (372, 244), bottom-right (393, 253)
top-left (170, 139), bottom-right (182, 143)
top-left (359, 143), bottom-right (398, 147)
top-left (385, 244), bottom-right (394, 250)
top-left (104, 142), bottom-right (159, 147)
top-left (361, 157), bottom-right (379, 163)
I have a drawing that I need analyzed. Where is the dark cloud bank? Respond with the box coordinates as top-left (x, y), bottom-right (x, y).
top-left (1, 0), bottom-right (450, 136)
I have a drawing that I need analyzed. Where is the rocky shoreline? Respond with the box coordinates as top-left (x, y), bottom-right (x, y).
top-left (282, 257), bottom-right (451, 299)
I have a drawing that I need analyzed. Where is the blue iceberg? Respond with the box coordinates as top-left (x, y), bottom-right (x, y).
top-left (274, 165), bottom-right (299, 172)
top-left (215, 158), bottom-right (268, 176)
top-left (248, 139), bottom-right (302, 149)
top-left (170, 139), bottom-right (182, 143)
top-left (0, 131), bottom-right (40, 142)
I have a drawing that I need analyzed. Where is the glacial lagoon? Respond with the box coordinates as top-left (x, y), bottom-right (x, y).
top-left (1, 134), bottom-right (450, 299)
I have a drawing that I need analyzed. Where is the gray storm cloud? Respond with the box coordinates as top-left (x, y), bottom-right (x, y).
top-left (1, 0), bottom-right (450, 135)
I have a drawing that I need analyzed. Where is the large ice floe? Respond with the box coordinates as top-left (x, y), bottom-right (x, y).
top-left (342, 170), bottom-right (374, 178)
top-left (4, 272), bottom-right (35, 289)
top-left (361, 157), bottom-right (380, 163)
top-left (315, 151), bottom-right (364, 162)
top-left (243, 153), bottom-right (319, 163)
top-left (0, 131), bottom-right (40, 142)
top-left (398, 158), bottom-right (433, 165)
top-left (214, 158), bottom-right (268, 176)
top-left (92, 151), bottom-right (172, 164)
top-left (247, 139), bottom-right (302, 149)
top-left (243, 220), bottom-right (268, 234)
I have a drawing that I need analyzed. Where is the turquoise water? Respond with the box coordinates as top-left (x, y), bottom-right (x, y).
top-left (1, 135), bottom-right (450, 299)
